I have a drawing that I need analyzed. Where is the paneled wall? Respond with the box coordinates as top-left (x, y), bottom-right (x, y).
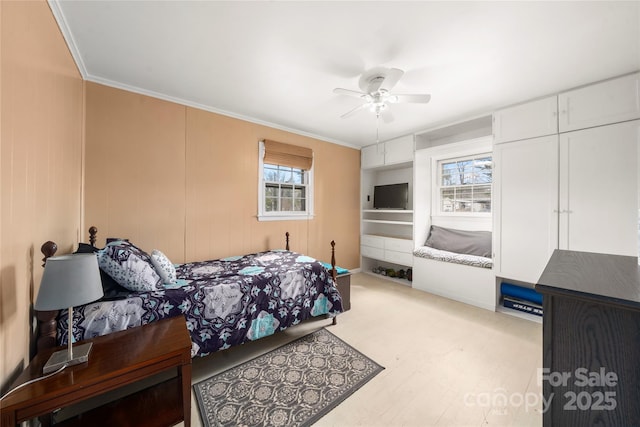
top-left (84, 83), bottom-right (187, 261)
top-left (0, 1), bottom-right (360, 394)
top-left (0, 1), bottom-right (84, 392)
top-left (84, 83), bottom-right (360, 269)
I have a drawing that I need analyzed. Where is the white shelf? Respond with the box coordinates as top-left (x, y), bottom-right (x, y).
top-left (363, 233), bottom-right (412, 240)
top-left (362, 219), bottom-right (413, 225)
top-left (361, 161), bottom-right (415, 285)
top-left (362, 270), bottom-right (412, 287)
top-left (363, 209), bottom-right (413, 214)
top-left (496, 305), bottom-right (543, 324)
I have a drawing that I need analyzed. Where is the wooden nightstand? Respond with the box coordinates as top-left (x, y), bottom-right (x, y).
top-left (0, 316), bottom-right (192, 427)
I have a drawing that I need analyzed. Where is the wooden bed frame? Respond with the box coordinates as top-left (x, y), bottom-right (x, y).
top-left (36, 227), bottom-right (339, 353)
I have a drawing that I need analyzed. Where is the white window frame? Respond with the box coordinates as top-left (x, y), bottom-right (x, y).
top-left (437, 153), bottom-right (492, 216)
top-left (429, 137), bottom-right (493, 218)
top-left (258, 141), bottom-right (314, 221)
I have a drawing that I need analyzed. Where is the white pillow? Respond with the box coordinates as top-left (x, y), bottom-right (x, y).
top-left (151, 249), bottom-right (177, 284)
top-left (97, 241), bottom-right (161, 292)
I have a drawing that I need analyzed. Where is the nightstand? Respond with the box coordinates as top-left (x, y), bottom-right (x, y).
top-left (1, 316), bottom-right (192, 427)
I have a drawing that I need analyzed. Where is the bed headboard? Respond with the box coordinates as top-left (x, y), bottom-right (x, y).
top-left (36, 241), bottom-right (59, 352)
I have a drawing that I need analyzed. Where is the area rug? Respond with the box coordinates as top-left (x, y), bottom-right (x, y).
top-left (193, 328), bottom-right (384, 427)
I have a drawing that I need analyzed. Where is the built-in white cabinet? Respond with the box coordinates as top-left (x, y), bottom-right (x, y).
top-left (559, 120), bottom-right (639, 256)
top-left (493, 96), bottom-right (558, 144)
top-left (493, 135), bottom-right (559, 284)
top-left (494, 72), bottom-right (640, 285)
top-left (361, 135), bottom-right (414, 169)
top-left (361, 144), bottom-right (385, 169)
top-left (558, 72), bottom-right (640, 132)
top-left (360, 138), bottom-right (414, 283)
top-left (493, 73), bottom-right (640, 144)
top-left (361, 233), bottom-right (413, 266)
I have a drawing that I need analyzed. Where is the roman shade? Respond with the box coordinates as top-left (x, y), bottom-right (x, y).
top-left (263, 139), bottom-right (313, 170)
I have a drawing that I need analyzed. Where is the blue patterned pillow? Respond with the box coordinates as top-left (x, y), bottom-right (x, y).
top-left (97, 241), bottom-right (161, 292)
top-left (150, 249), bottom-right (177, 284)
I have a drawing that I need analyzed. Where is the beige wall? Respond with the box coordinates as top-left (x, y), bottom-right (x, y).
top-left (0, 0), bottom-right (360, 393)
top-left (85, 82), bottom-right (361, 268)
top-left (84, 83), bottom-right (187, 261)
top-left (0, 0), bottom-right (84, 391)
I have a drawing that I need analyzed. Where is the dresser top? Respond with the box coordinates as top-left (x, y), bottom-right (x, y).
top-left (536, 249), bottom-right (640, 311)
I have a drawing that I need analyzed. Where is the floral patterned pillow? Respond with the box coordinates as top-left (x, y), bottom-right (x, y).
top-left (97, 241), bottom-right (161, 292)
top-left (150, 249), bottom-right (177, 284)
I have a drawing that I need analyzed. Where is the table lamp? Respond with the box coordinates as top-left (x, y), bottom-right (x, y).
top-left (35, 254), bottom-right (104, 374)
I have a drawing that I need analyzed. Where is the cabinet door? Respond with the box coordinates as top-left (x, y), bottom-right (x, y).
top-left (494, 135), bottom-right (559, 283)
top-left (361, 144), bottom-right (385, 169)
top-left (559, 120), bottom-right (639, 256)
top-left (384, 135), bottom-right (414, 165)
top-left (493, 96), bottom-right (558, 144)
top-left (559, 73), bottom-right (640, 132)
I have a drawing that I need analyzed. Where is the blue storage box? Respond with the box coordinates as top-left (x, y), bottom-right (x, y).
top-left (501, 282), bottom-right (543, 305)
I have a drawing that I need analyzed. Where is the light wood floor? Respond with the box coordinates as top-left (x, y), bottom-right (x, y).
top-left (185, 273), bottom-right (543, 427)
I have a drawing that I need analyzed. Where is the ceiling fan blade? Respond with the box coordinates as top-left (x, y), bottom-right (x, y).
top-left (379, 68), bottom-right (404, 92)
top-left (340, 103), bottom-right (368, 119)
top-left (392, 94), bottom-right (431, 104)
top-left (333, 88), bottom-right (369, 99)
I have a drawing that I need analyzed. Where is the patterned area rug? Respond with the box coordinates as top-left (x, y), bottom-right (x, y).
top-left (193, 328), bottom-right (384, 427)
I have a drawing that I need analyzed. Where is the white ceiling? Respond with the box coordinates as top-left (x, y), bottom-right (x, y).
top-left (51, 1), bottom-right (640, 148)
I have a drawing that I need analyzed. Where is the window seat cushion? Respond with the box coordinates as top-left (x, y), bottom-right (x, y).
top-left (413, 245), bottom-right (493, 269)
top-left (424, 225), bottom-right (492, 258)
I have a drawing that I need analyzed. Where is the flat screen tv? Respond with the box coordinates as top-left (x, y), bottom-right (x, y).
top-left (373, 183), bottom-right (408, 210)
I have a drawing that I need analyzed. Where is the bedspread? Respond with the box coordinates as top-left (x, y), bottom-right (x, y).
top-left (57, 250), bottom-right (343, 357)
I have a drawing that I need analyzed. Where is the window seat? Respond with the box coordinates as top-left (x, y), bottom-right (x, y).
top-left (413, 246), bottom-right (493, 269)
top-left (412, 244), bottom-right (495, 311)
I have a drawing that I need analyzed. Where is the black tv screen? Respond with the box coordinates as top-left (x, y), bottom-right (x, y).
top-left (373, 183), bottom-right (408, 209)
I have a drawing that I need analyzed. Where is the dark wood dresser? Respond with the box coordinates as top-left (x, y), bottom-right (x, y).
top-left (536, 250), bottom-right (640, 426)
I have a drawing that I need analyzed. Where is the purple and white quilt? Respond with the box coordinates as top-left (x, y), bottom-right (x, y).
top-left (57, 250), bottom-right (343, 357)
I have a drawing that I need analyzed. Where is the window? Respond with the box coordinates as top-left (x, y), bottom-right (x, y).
top-left (438, 154), bottom-right (492, 214)
top-left (263, 164), bottom-right (308, 212)
top-left (258, 140), bottom-right (314, 221)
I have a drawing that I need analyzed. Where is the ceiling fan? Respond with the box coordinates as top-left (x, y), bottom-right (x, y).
top-left (333, 67), bottom-right (431, 122)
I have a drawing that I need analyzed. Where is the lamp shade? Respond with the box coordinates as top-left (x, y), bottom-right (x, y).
top-left (35, 254), bottom-right (104, 311)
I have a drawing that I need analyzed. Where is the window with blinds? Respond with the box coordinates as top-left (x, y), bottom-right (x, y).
top-left (258, 140), bottom-right (314, 221)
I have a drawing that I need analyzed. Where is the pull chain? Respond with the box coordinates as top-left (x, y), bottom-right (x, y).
top-left (376, 112), bottom-right (381, 152)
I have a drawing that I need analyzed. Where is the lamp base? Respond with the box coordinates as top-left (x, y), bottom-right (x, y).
top-left (43, 342), bottom-right (93, 374)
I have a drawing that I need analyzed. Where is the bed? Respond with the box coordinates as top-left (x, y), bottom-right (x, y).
top-left (36, 228), bottom-right (344, 358)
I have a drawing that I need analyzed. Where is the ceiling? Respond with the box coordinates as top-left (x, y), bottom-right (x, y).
top-left (51, 1), bottom-right (640, 148)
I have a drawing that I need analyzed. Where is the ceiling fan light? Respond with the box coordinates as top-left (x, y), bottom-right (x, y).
top-left (335, 66), bottom-right (430, 120)
top-left (369, 103), bottom-right (387, 114)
